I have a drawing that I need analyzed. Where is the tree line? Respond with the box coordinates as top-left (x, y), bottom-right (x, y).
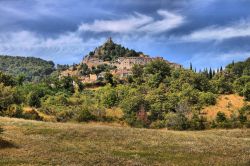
top-left (0, 57), bottom-right (249, 130)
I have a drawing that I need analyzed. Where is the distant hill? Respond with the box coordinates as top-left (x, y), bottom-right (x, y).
top-left (85, 37), bottom-right (144, 61)
top-left (0, 55), bottom-right (55, 81)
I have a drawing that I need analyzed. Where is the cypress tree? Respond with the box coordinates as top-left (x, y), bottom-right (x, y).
top-left (209, 68), bottom-right (213, 79)
top-left (190, 63), bottom-right (193, 71)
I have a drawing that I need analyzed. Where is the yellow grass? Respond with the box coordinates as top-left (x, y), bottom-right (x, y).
top-left (202, 94), bottom-right (249, 120)
top-left (0, 117), bottom-right (250, 165)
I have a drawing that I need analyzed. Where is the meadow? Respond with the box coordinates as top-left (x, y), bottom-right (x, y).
top-left (0, 117), bottom-right (249, 165)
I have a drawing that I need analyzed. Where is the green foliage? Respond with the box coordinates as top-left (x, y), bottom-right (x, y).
top-left (199, 92), bottom-right (216, 106)
top-left (97, 85), bottom-right (118, 108)
top-left (131, 64), bottom-right (144, 84)
top-left (0, 83), bottom-right (14, 113)
top-left (243, 82), bottom-right (250, 101)
top-left (225, 57), bottom-right (250, 77)
top-left (189, 114), bottom-right (206, 130)
top-left (233, 76), bottom-right (250, 95)
top-left (180, 84), bottom-right (199, 105)
top-left (0, 55), bottom-right (55, 81)
top-left (0, 72), bottom-right (16, 86)
top-left (212, 73), bottom-right (234, 94)
top-left (165, 113), bottom-right (189, 130)
top-left (216, 112), bottom-right (227, 123)
top-left (79, 63), bottom-right (91, 76)
top-left (1, 55), bottom-right (250, 130)
top-left (4, 104), bottom-right (23, 118)
top-left (77, 108), bottom-right (96, 122)
top-left (89, 39), bottom-right (141, 61)
top-left (104, 72), bottom-right (114, 86)
top-left (145, 86), bottom-right (168, 121)
top-left (144, 59), bottom-right (171, 77)
top-left (120, 93), bottom-right (149, 127)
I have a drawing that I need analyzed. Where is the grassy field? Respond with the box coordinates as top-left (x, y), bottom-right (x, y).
top-left (0, 117), bottom-right (250, 166)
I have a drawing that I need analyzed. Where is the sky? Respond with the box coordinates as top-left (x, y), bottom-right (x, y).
top-left (0, 0), bottom-right (250, 69)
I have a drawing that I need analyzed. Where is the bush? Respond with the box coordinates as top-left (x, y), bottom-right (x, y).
top-left (243, 82), bottom-right (250, 101)
top-left (165, 113), bottom-right (189, 130)
top-left (0, 126), bottom-right (3, 135)
top-left (149, 120), bottom-right (166, 129)
top-left (216, 112), bottom-right (227, 123)
top-left (28, 91), bottom-right (41, 108)
top-left (120, 94), bottom-right (149, 127)
top-left (199, 92), bottom-right (216, 106)
top-left (77, 108), bottom-right (96, 122)
top-left (189, 114), bottom-right (206, 130)
top-left (56, 109), bottom-right (75, 122)
top-left (22, 108), bottom-right (43, 121)
top-left (4, 104), bottom-right (23, 118)
top-left (0, 83), bottom-right (14, 113)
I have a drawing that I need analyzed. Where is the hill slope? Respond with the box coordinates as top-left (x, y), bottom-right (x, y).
top-left (0, 117), bottom-right (249, 165)
top-left (84, 37), bottom-right (143, 61)
top-left (0, 55), bottom-right (55, 81)
top-left (202, 94), bottom-right (250, 120)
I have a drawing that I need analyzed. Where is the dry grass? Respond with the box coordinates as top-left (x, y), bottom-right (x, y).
top-left (202, 94), bottom-right (249, 120)
top-left (0, 117), bottom-right (250, 166)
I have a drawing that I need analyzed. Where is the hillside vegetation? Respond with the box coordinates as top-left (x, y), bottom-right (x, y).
top-left (0, 117), bottom-right (249, 165)
top-left (0, 57), bottom-right (250, 130)
top-left (0, 55), bottom-right (55, 81)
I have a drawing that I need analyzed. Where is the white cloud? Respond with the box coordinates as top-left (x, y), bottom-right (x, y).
top-left (139, 10), bottom-right (184, 34)
top-left (0, 31), bottom-right (101, 64)
top-left (78, 13), bottom-right (153, 33)
top-left (182, 19), bottom-right (250, 41)
top-left (78, 10), bottom-right (185, 34)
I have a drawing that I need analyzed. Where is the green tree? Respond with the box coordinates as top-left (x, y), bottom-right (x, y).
top-left (104, 72), bottom-right (114, 86)
top-left (216, 112), bottom-right (227, 123)
top-left (0, 72), bottom-right (16, 86)
top-left (243, 82), bottom-right (250, 101)
top-left (144, 59), bottom-right (171, 78)
top-left (28, 91), bottom-right (41, 108)
top-left (233, 76), bottom-right (250, 95)
top-left (190, 114), bottom-right (206, 130)
top-left (79, 63), bottom-right (91, 76)
top-left (132, 64), bottom-right (144, 84)
top-left (121, 94), bottom-right (149, 127)
top-left (0, 83), bottom-right (14, 113)
top-left (145, 86), bottom-right (168, 121)
top-left (165, 112), bottom-right (189, 130)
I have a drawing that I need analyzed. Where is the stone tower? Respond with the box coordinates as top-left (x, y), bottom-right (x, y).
top-left (106, 37), bottom-right (113, 44)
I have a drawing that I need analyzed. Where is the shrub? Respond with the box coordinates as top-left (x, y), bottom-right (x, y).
top-left (4, 104), bottom-right (23, 118)
top-left (216, 112), bottom-right (227, 123)
top-left (189, 114), bottom-right (206, 130)
top-left (56, 109), bottom-right (75, 122)
top-left (0, 126), bottom-right (3, 135)
top-left (165, 113), bottom-right (189, 130)
top-left (0, 83), bottom-right (14, 113)
top-left (77, 108), bottom-right (96, 122)
top-left (120, 94), bottom-right (150, 127)
top-left (149, 120), bottom-right (166, 129)
top-left (199, 92), bottom-right (216, 106)
top-left (28, 91), bottom-right (41, 108)
top-left (22, 108), bottom-right (42, 121)
top-left (243, 82), bottom-right (250, 101)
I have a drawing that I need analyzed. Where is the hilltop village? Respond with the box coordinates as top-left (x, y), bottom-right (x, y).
top-left (61, 38), bottom-right (181, 83)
